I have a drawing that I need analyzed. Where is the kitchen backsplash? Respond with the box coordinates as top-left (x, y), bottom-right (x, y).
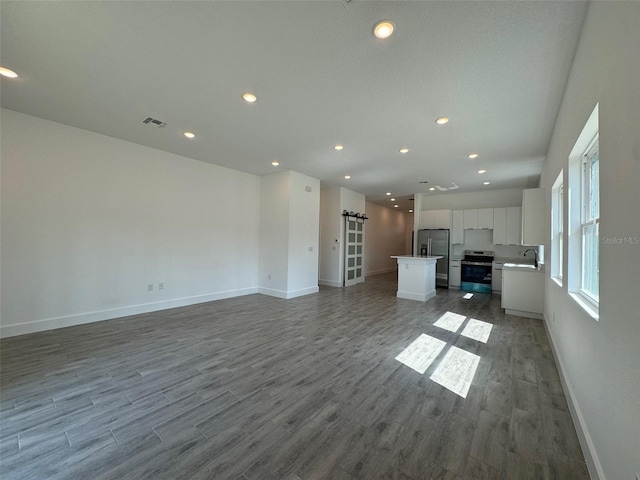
top-left (451, 229), bottom-right (540, 259)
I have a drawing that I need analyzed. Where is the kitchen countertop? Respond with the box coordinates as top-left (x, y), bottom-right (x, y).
top-left (504, 262), bottom-right (545, 272)
top-left (494, 257), bottom-right (535, 264)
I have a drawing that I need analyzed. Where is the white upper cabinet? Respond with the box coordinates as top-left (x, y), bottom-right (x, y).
top-left (419, 209), bottom-right (451, 229)
top-left (493, 208), bottom-right (507, 244)
top-left (434, 209), bottom-right (451, 229)
top-left (522, 188), bottom-right (546, 245)
top-left (452, 210), bottom-right (464, 244)
top-left (506, 206), bottom-right (522, 245)
top-left (478, 208), bottom-right (494, 229)
top-left (494, 206), bottom-right (522, 245)
top-left (462, 208), bottom-right (493, 230)
top-left (463, 209), bottom-right (478, 229)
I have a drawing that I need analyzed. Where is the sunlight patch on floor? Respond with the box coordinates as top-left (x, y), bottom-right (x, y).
top-left (433, 311), bottom-right (466, 333)
top-left (460, 318), bottom-right (493, 343)
top-left (429, 346), bottom-right (480, 398)
top-left (394, 334), bottom-right (447, 374)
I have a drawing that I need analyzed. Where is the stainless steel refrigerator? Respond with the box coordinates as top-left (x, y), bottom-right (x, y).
top-left (417, 229), bottom-right (450, 288)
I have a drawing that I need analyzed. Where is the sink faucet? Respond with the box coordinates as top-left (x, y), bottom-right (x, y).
top-left (523, 249), bottom-right (538, 269)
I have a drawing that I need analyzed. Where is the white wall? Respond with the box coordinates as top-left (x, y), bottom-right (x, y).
top-left (1, 109), bottom-right (261, 337)
top-left (287, 171), bottom-right (320, 296)
top-left (259, 170), bottom-right (320, 298)
top-left (259, 171), bottom-right (290, 296)
top-left (319, 187), bottom-right (341, 287)
top-left (405, 211), bottom-right (413, 254)
top-left (539, 3), bottom-right (640, 479)
top-left (364, 201), bottom-right (409, 276)
top-left (318, 187), bottom-right (365, 287)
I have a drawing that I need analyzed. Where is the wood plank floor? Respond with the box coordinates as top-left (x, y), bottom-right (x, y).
top-left (0, 273), bottom-right (590, 479)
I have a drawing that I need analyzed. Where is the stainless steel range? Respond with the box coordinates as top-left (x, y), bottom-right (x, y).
top-left (461, 250), bottom-right (494, 293)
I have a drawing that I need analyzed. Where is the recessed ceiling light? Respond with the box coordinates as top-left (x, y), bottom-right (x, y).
top-left (0, 67), bottom-right (19, 78)
top-left (478, 169), bottom-right (487, 174)
top-left (429, 187), bottom-right (436, 191)
top-left (344, 175), bottom-right (351, 179)
top-left (334, 144), bottom-right (344, 151)
top-left (468, 153), bottom-right (479, 159)
top-left (183, 132), bottom-right (196, 139)
top-left (409, 209), bottom-right (413, 213)
top-left (483, 181), bottom-right (491, 185)
top-left (399, 148), bottom-right (409, 154)
top-left (242, 93), bottom-right (257, 103)
top-left (271, 161), bottom-right (280, 166)
top-left (394, 204), bottom-right (399, 208)
top-left (435, 117), bottom-right (450, 125)
top-left (386, 192), bottom-right (391, 196)
top-left (390, 198), bottom-right (396, 201)
top-left (373, 20), bottom-right (395, 39)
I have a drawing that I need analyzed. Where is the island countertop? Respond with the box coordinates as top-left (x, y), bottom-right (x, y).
top-left (390, 255), bottom-right (443, 261)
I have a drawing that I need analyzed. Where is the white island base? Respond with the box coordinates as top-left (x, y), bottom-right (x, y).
top-left (391, 256), bottom-right (443, 302)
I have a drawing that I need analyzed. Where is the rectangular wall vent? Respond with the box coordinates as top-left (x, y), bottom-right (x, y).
top-left (142, 117), bottom-right (167, 128)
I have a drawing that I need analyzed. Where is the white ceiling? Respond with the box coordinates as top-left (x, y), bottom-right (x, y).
top-left (1, 0), bottom-right (588, 212)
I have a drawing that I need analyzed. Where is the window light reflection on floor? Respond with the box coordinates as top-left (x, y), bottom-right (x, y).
top-left (433, 311), bottom-right (466, 333)
top-left (429, 346), bottom-right (480, 398)
top-left (394, 334), bottom-right (446, 374)
top-left (460, 318), bottom-right (493, 343)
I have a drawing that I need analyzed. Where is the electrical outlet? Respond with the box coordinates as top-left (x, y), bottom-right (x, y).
top-left (308, 246), bottom-right (313, 252)
top-left (268, 274), bottom-right (271, 280)
top-left (158, 283), bottom-right (164, 290)
top-left (147, 284), bottom-right (153, 292)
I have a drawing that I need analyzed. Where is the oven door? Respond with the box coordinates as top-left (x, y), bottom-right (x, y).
top-left (461, 263), bottom-right (492, 293)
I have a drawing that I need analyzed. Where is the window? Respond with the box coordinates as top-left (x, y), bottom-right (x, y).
top-left (568, 103), bottom-right (599, 318)
top-left (581, 136), bottom-right (599, 302)
top-left (551, 172), bottom-right (563, 283)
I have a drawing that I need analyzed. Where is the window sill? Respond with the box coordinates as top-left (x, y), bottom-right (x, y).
top-left (569, 292), bottom-right (599, 321)
top-left (551, 276), bottom-right (563, 288)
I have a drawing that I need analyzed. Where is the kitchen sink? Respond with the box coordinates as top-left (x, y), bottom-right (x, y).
top-left (503, 263), bottom-right (538, 271)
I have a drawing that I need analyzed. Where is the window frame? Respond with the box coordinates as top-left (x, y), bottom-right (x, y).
top-left (579, 135), bottom-right (599, 305)
top-left (567, 103), bottom-right (599, 320)
top-left (551, 172), bottom-right (564, 284)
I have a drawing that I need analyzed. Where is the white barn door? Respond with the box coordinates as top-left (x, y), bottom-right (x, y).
top-left (344, 216), bottom-right (365, 286)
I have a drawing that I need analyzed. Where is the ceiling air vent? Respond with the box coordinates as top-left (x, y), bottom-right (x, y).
top-left (433, 182), bottom-right (459, 192)
top-left (141, 117), bottom-right (167, 128)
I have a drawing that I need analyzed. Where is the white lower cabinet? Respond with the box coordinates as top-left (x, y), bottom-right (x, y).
top-left (501, 267), bottom-right (544, 319)
top-left (492, 262), bottom-right (503, 293)
top-left (449, 260), bottom-right (461, 288)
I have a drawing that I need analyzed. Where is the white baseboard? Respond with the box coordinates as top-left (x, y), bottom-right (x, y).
top-left (318, 279), bottom-right (342, 288)
top-left (0, 287), bottom-right (260, 339)
top-left (258, 286), bottom-right (319, 299)
top-left (505, 308), bottom-right (544, 320)
top-left (257, 287), bottom-right (288, 299)
top-left (396, 289), bottom-right (436, 302)
top-left (285, 286), bottom-right (319, 299)
top-left (365, 267), bottom-right (397, 277)
top-left (543, 315), bottom-right (605, 480)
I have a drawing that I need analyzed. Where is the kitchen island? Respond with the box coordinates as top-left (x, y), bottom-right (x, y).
top-left (391, 255), bottom-right (443, 302)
